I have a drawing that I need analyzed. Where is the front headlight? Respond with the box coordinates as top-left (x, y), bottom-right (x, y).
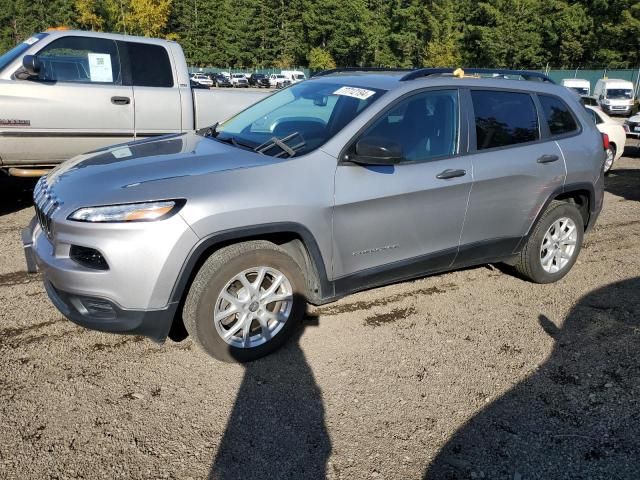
top-left (68, 200), bottom-right (184, 223)
top-left (602, 99), bottom-right (611, 105)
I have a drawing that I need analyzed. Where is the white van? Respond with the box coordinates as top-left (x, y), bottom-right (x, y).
top-left (594, 78), bottom-right (635, 116)
top-left (561, 78), bottom-right (590, 97)
top-left (281, 70), bottom-right (307, 84)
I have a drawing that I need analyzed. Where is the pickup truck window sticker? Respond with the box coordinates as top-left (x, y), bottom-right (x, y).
top-left (333, 86), bottom-right (376, 100)
top-left (24, 36), bottom-right (40, 46)
top-left (88, 53), bottom-right (113, 83)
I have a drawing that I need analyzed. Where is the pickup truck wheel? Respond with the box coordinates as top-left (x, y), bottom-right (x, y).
top-left (514, 201), bottom-right (584, 284)
top-left (183, 241), bottom-right (306, 362)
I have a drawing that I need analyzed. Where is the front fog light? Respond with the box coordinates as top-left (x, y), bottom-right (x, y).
top-left (68, 200), bottom-right (183, 223)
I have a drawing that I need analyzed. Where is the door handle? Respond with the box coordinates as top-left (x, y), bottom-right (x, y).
top-left (111, 96), bottom-right (130, 105)
top-left (436, 168), bottom-right (466, 179)
top-left (537, 154), bottom-right (559, 164)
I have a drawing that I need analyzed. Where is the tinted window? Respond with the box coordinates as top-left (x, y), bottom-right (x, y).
top-left (472, 90), bottom-right (539, 150)
top-left (127, 42), bottom-right (173, 87)
top-left (358, 90), bottom-right (458, 162)
top-left (539, 95), bottom-right (578, 136)
top-left (0, 33), bottom-right (47, 72)
top-left (37, 36), bottom-right (121, 84)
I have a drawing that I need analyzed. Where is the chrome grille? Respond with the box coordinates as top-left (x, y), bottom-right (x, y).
top-left (33, 177), bottom-right (60, 239)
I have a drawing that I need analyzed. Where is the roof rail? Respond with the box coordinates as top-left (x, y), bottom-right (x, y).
top-left (399, 68), bottom-right (555, 83)
top-left (312, 67), bottom-right (412, 77)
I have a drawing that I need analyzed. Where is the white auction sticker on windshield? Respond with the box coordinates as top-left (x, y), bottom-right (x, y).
top-left (112, 147), bottom-right (132, 159)
top-left (333, 86), bottom-right (376, 100)
top-left (24, 36), bottom-right (40, 45)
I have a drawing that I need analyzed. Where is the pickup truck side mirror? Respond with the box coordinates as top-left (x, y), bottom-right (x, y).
top-left (19, 55), bottom-right (41, 78)
top-left (350, 137), bottom-right (403, 165)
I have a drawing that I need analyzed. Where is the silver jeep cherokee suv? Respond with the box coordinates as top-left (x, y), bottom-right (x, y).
top-left (23, 68), bottom-right (605, 362)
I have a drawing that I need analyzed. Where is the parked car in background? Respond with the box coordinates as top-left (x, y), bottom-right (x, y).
top-left (269, 73), bottom-right (291, 89)
top-left (231, 73), bottom-right (249, 88)
top-left (212, 73), bottom-right (232, 87)
top-left (624, 112), bottom-right (640, 149)
top-left (562, 78), bottom-right (591, 97)
top-left (585, 106), bottom-right (625, 174)
top-left (248, 73), bottom-right (270, 88)
top-left (0, 30), bottom-right (269, 176)
top-left (190, 78), bottom-right (209, 89)
top-left (190, 73), bottom-right (213, 87)
top-left (24, 68), bottom-right (605, 362)
top-left (594, 78), bottom-right (635, 116)
top-left (281, 70), bottom-right (307, 84)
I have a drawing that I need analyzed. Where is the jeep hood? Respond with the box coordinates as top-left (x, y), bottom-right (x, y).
top-left (46, 133), bottom-right (282, 205)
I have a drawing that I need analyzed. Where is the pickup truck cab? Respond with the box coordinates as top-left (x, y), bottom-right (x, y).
top-left (269, 73), bottom-right (291, 89)
top-left (0, 30), bottom-right (268, 176)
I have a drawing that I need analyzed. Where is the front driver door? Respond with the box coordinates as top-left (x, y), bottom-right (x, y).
top-left (332, 89), bottom-right (472, 293)
top-left (1, 35), bottom-right (134, 166)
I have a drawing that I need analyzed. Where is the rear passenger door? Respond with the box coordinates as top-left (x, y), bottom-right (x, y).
top-left (457, 89), bottom-right (565, 264)
top-left (123, 41), bottom-right (183, 137)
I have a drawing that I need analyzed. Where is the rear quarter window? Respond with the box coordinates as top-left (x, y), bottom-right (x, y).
top-left (471, 90), bottom-right (539, 150)
top-left (127, 42), bottom-right (173, 88)
top-left (539, 95), bottom-right (579, 136)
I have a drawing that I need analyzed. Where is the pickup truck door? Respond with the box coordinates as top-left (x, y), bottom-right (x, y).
top-left (123, 41), bottom-right (183, 137)
top-left (1, 35), bottom-right (134, 166)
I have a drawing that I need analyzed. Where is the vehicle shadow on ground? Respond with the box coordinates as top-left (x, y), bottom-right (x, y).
top-left (0, 176), bottom-right (37, 216)
top-left (209, 309), bottom-right (331, 480)
top-left (605, 168), bottom-right (640, 202)
top-left (423, 277), bottom-right (640, 479)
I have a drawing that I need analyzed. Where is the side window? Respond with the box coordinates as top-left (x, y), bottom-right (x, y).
top-left (472, 90), bottom-right (539, 150)
top-left (127, 42), bottom-right (174, 87)
top-left (586, 108), bottom-right (603, 125)
top-left (357, 90), bottom-right (459, 163)
top-left (539, 95), bottom-right (579, 135)
top-left (36, 36), bottom-right (121, 84)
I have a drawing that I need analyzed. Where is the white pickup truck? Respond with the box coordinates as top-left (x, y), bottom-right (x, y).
top-left (0, 30), bottom-right (269, 176)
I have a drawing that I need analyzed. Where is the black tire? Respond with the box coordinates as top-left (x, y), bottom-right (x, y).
top-left (183, 241), bottom-right (306, 363)
top-left (604, 144), bottom-right (616, 175)
top-left (514, 201), bottom-right (584, 284)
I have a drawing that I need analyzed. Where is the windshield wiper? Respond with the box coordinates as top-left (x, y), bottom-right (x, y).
top-left (197, 123), bottom-right (254, 151)
top-left (254, 132), bottom-right (306, 158)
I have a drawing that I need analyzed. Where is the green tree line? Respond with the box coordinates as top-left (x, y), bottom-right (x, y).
top-left (1, 0), bottom-right (638, 70)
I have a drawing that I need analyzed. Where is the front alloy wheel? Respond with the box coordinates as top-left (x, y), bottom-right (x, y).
top-left (214, 267), bottom-right (293, 349)
top-left (183, 241), bottom-right (306, 362)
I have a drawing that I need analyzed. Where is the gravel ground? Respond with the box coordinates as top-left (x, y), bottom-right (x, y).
top-left (0, 152), bottom-right (639, 480)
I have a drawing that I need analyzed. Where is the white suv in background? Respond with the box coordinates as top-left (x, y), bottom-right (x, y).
top-left (231, 73), bottom-right (249, 88)
top-left (190, 73), bottom-right (213, 87)
top-left (269, 73), bottom-right (291, 89)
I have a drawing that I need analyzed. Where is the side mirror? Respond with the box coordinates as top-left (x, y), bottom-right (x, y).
top-left (350, 137), bottom-right (403, 165)
top-left (21, 55), bottom-right (41, 78)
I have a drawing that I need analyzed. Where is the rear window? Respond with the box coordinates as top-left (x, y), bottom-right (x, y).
top-left (127, 42), bottom-right (173, 88)
top-left (472, 90), bottom-right (539, 150)
top-left (539, 95), bottom-right (578, 136)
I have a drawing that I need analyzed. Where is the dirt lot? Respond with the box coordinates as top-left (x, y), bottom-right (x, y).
top-left (1, 153), bottom-right (639, 480)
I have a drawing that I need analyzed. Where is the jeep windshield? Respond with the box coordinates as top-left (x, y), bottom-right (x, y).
top-left (210, 81), bottom-right (386, 157)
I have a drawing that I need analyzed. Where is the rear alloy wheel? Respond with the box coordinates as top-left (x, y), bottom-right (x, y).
top-left (604, 145), bottom-right (616, 175)
top-left (515, 201), bottom-right (584, 283)
top-left (183, 241), bottom-right (306, 362)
